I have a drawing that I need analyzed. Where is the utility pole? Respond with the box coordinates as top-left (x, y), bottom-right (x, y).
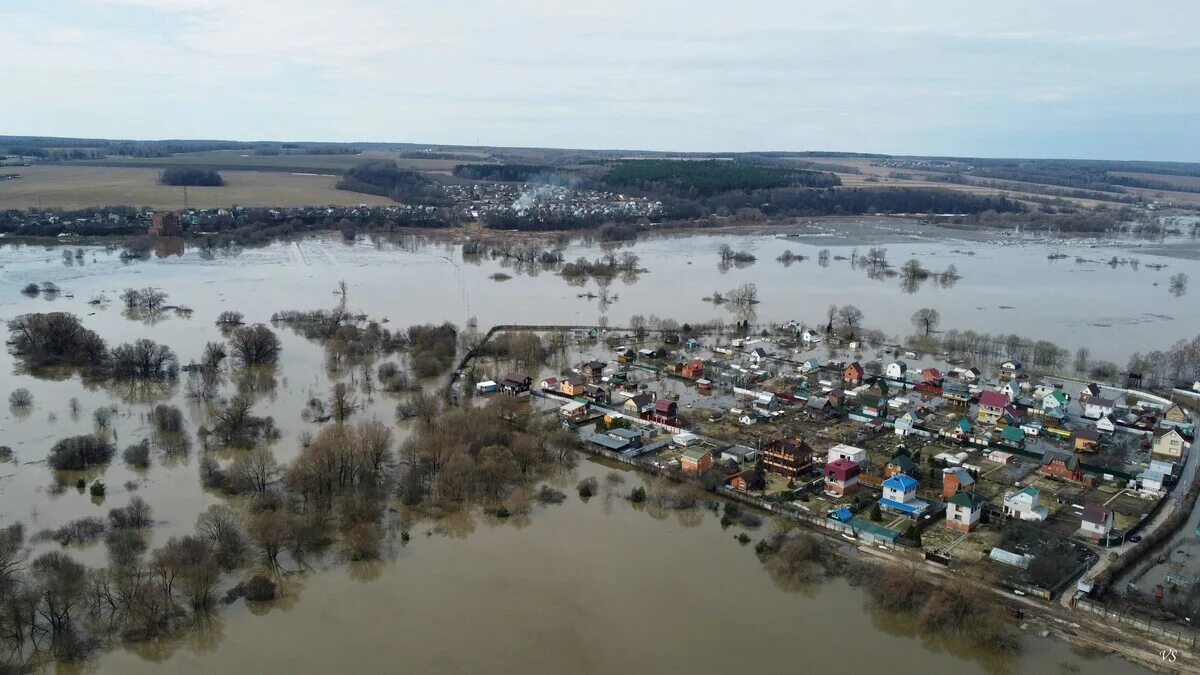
top-left (183, 186), bottom-right (189, 209)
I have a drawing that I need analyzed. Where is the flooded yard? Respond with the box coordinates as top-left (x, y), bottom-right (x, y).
top-left (0, 221), bottom-right (1190, 673)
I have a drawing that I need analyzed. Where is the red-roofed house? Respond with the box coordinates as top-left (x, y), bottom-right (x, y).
top-left (654, 399), bottom-right (678, 418)
top-left (824, 459), bottom-right (861, 496)
top-left (682, 359), bottom-right (705, 379)
top-left (921, 367), bottom-right (943, 385)
top-left (977, 391), bottom-right (1010, 424)
top-left (843, 362), bottom-right (864, 386)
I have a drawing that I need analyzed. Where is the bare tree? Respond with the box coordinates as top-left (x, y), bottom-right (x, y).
top-left (229, 324), bottom-right (281, 366)
top-left (911, 308), bottom-right (941, 337)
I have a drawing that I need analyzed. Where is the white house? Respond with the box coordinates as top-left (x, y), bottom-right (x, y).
top-left (800, 329), bottom-right (821, 346)
top-left (1084, 397), bottom-right (1116, 420)
top-left (879, 474), bottom-right (928, 515)
top-left (749, 347), bottom-right (771, 366)
top-left (946, 491), bottom-right (986, 532)
top-left (826, 443), bottom-right (867, 465)
top-left (885, 361), bottom-right (908, 381)
top-left (1002, 486), bottom-right (1048, 522)
top-left (962, 367), bottom-right (982, 382)
top-left (1136, 468), bottom-right (1166, 495)
top-left (1042, 390), bottom-right (1069, 414)
top-left (1001, 379), bottom-right (1023, 400)
top-left (1096, 414), bottom-right (1116, 433)
top-left (1032, 382), bottom-right (1058, 399)
top-left (1080, 503), bottom-right (1115, 542)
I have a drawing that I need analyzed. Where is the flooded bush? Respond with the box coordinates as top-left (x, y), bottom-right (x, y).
top-left (577, 477), bottom-right (599, 498)
top-left (6, 312), bottom-right (108, 368)
top-left (209, 395), bottom-right (278, 448)
top-left (151, 404), bottom-right (184, 432)
top-left (8, 388), bottom-right (33, 408)
top-left (216, 310), bottom-right (245, 328)
top-left (229, 324), bottom-right (282, 366)
top-left (407, 323), bottom-right (458, 377)
top-left (109, 339), bottom-right (178, 379)
top-left (108, 497), bottom-right (153, 529)
top-left (34, 517), bottom-right (107, 546)
top-left (244, 574), bottom-right (278, 601)
top-left (47, 435), bottom-right (115, 470)
top-left (21, 282), bottom-right (40, 296)
top-left (536, 485), bottom-right (567, 504)
top-left (0, 446), bottom-right (13, 462)
top-left (122, 440), bottom-right (151, 468)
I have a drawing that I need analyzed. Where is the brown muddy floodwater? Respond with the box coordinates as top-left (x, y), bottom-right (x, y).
top-left (0, 222), bottom-right (1186, 673)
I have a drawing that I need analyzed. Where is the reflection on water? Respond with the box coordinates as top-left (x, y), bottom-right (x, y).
top-left (0, 222), bottom-right (1187, 673)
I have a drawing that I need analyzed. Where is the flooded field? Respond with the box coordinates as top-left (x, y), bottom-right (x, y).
top-left (0, 219), bottom-right (1191, 673)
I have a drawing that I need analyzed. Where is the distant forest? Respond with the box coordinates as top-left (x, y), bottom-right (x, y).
top-left (159, 167), bottom-right (224, 186)
top-left (453, 164), bottom-right (556, 182)
top-left (601, 160), bottom-right (840, 197)
top-left (336, 160), bottom-right (450, 204)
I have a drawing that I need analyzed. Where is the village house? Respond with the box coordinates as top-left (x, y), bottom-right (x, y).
top-left (500, 372), bottom-right (532, 394)
top-left (728, 469), bottom-right (765, 491)
top-left (1080, 503), bottom-right (1115, 542)
top-left (843, 362), bottom-right (864, 386)
top-left (1152, 427), bottom-right (1189, 461)
top-left (749, 347), bottom-right (771, 366)
top-left (942, 466), bottom-right (975, 498)
top-left (946, 491), bottom-right (987, 532)
top-left (623, 393), bottom-right (653, 415)
top-left (682, 359), bottom-right (705, 379)
top-left (1003, 485), bottom-right (1048, 521)
top-left (827, 443), bottom-right (867, 465)
top-left (1001, 379), bottom-right (1023, 400)
top-left (719, 445), bottom-right (760, 465)
top-left (680, 448), bottom-right (713, 473)
top-left (559, 375), bottom-right (585, 397)
top-left (800, 329), bottom-right (821, 346)
top-left (1079, 383), bottom-right (1102, 402)
top-left (762, 437), bottom-right (814, 478)
top-left (879, 473), bottom-right (929, 516)
top-left (1041, 390), bottom-right (1069, 415)
top-left (806, 396), bottom-right (835, 420)
top-left (884, 452), bottom-right (918, 477)
top-left (826, 388), bottom-right (847, 407)
top-left (942, 381), bottom-right (972, 404)
top-left (653, 399), bottom-right (678, 419)
top-left (539, 376), bottom-right (559, 390)
top-left (977, 391), bottom-right (1010, 424)
top-left (559, 400), bottom-right (589, 423)
top-left (997, 360), bottom-right (1023, 382)
top-left (885, 361), bottom-right (908, 380)
top-left (1041, 449), bottom-right (1085, 482)
top-left (824, 459), bottom-right (861, 496)
top-left (894, 409), bottom-right (924, 436)
top-left (1083, 397), bottom-right (1115, 420)
top-left (582, 384), bottom-right (609, 404)
top-left (921, 367), bottom-right (943, 386)
top-left (581, 360), bottom-right (606, 380)
top-left (998, 425), bottom-right (1026, 449)
top-left (1074, 429), bottom-right (1100, 453)
top-left (1032, 382), bottom-right (1058, 399)
top-left (961, 367), bottom-right (982, 382)
top-left (1137, 467), bottom-right (1167, 495)
top-left (1162, 403), bottom-right (1190, 428)
top-left (1095, 414), bottom-right (1116, 434)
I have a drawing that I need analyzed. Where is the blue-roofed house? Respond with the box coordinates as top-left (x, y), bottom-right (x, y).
top-left (879, 474), bottom-right (929, 515)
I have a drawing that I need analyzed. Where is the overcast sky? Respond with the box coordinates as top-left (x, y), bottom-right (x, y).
top-left (3, 1), bottom-right (1198, 161)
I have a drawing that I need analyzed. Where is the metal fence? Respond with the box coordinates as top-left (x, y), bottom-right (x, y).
top-left (1075, 597), bottom-right (1199, 648)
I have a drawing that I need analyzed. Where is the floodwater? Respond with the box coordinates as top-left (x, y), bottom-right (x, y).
top-left (0, 219), bottom-right (1188, 673)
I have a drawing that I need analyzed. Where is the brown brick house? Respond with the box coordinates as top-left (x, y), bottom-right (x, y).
top-left (763, 437), bottom-right (813, 478)
top-left (148, 211), bottom-right (182, 236)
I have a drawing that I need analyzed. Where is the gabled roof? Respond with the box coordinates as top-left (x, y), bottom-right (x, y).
top-left (978, 391), bottom-right (1010, 408)
top-left (888, 454), bottom-right (917, 471)
top-left (883, 473), bottom-right (918, 491)
top-left (654, 399), bottom-right (676, 413)
top-left (1045, 390), bottom-right (1068, 405)
top-left (1088, 397), bottom-right (1115, 408)
top-left (1082, 503), bottom-right (1112, 524)
top-left (1042, 449), bottom-right (1079, 470)
top-left (1006, 485), bottom-right (1039, 501)
top-left (944, 466), bottom-right (975, 487)
top-left (947, 491), bottom-right (986, 509)
top-left (681, 448), bottom-right (710, 461)
top-left (1075, 428), bottom-right (1101, 442)
top-left (1000, 426), bottom-right (1025, 441)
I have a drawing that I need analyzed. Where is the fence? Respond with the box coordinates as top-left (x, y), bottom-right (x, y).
top-left (1075, 598), bottom-right (1199, 649)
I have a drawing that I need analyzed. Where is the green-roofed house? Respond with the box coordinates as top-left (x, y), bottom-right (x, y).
top-left (946, 491), bottom-right (987, 532)
top-left (680, 448), bottom-right (712, 473)
top-left (998, 425), bottom-right (1026, 449)
top-left (1042, 390), bottom-right (1069, 415)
